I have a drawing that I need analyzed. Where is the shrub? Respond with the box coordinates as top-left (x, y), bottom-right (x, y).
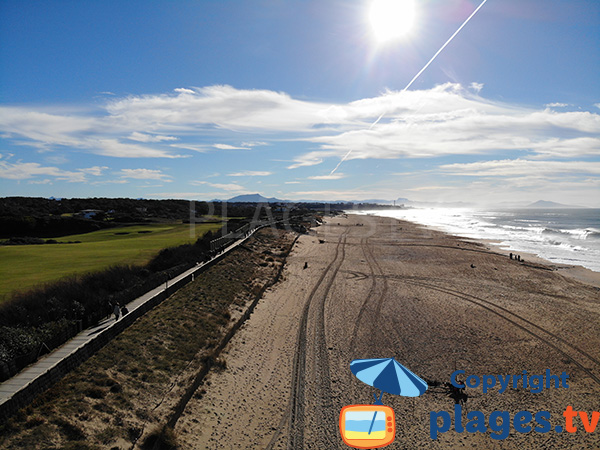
top-left (3, 236), bottom-right (45, 245)
top-left (53, 418), bottom-right (86, 441)
top-left (141, 425), bottom-right (178, 450)
top-left (84, 387), bottom-right (106, 399)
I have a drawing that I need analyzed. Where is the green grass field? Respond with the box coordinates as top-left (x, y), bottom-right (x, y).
top-left (0, 223), bottom-right (222, 300)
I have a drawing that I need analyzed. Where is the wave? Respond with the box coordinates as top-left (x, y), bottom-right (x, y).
top-left (542, 227), bottom-right (600, 240)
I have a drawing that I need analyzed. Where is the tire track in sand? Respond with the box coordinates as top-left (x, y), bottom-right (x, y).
top-left (349, 237), bottom-right (388, 352)
top-left (387, 277), bottom-right (600, 387)
top-left (348, 238), bottom-right (600, 389)
top-left (349, 238), bottom-right (377, 351)
top-left (364, 238), bottom-right (390, 341)
top-left (312, 229), bottom-right (349, 448)
top-left (266, 228), bottom-right (348, 450)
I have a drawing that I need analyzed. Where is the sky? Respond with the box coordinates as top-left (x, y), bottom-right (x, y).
top-left (1, 0), bottom-right (599, 206)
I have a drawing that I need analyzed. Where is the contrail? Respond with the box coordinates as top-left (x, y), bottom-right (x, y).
top-left (404, 0), bottom-right (488, 91)
top-left (330, 0), bottom-right (489, 175)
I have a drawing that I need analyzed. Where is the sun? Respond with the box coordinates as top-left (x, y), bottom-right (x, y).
top-left (369, 0), bottom-right (416, 44)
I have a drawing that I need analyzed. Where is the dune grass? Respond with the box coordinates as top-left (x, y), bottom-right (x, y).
top-left (0, 223), bottom-right (222, 300)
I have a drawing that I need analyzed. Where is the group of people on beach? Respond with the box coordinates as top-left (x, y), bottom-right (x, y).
top-left (509, 252), bottom-right (524, 262)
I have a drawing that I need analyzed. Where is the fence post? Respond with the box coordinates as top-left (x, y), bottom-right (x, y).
top-left (37, 342), bottom-right (51, 359)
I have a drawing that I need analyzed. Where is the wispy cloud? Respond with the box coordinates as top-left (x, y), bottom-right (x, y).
top-left (117, 168), bottom-right (172, 181)
top-left (190, 181), bottom-right (247, 192)
top-left (527, 137), bottom-right (600, 158)
top-left (241, 141), bottom-right (268, 148)
top-left (545, 102), bottom-right (569, 108)
top-left (105, 85), bottom-right (331, 132)
top-left (227, 171), bottom-right (272, 177)
top-left (80, 166), bottom-right (109, 176)
top-left (28, 179), bottom-right (53, 185)
top-left (92, 139), bottom-right (184, 158)
top-left (469, 82), bottom-right (484, 92)
top-left (0, 161), bottom-right (88, 182)
top-left (169, 143), bottom-right (208, 153)
top-left (0, 108), bottom-right (97, 149)
top-left (213, 143), bottom-right (247, 150)
top-left (214, 142), bottom-right (269, 150)
top-left (128, 132), bottom-right (178, 143)
top-left (0, 107), bottom-right (185, 158)
top-left (90, 179), bottom-right (129, 186)
top-left (287, 156), bottom-right (324, 169)
top-left (307, 173), bottom-right (347, 180)
top-left (406, 185), bottom-right (448, 191)
top-left (439, 159), bottom-right (600, 177)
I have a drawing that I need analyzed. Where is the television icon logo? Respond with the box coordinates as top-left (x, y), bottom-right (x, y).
top-left (341, 358), bottom-right (428, 448)
top-left (340, 404), bottom-right (395, 449)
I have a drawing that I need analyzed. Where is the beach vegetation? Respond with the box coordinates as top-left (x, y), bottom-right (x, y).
top-left (141, 425), bottom-right (178, 450)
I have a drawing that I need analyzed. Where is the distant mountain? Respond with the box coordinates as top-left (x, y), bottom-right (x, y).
top-left (226, 194), bottom-right (402, 204)
top-left (227, 193), bottom-right (284, 203)
top-left (357, 199), bottom-right (395, 205)
top-left (527, 200), bottom-right (583, 208)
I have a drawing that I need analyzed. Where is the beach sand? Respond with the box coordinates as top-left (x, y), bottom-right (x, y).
top-left (467, 238), bottom-right (600, 289)
top-left (175, 214), bottom-right (600, 449)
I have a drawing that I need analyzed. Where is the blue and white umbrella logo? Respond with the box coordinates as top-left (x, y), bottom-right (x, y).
top-left (350, 358), bottom-right (428, 403)
top-left (340, 358), bottom-right (428, 446)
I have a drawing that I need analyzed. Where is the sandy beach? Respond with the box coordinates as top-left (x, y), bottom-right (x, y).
top-left (174, 214), bottom-right (600, 449)
top-left (466, 238), bottom-right (600, 289)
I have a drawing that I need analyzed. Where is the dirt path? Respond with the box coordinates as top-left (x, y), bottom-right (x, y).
top-left (176, 215), bottom-right (600, 449)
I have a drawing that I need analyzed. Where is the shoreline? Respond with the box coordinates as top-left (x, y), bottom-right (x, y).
top-left (357, 211), bottom-right (600, 289)
top-left (470, 238), bottom-right (600, 288)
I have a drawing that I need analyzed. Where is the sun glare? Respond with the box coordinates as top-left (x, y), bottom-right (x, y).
top-left (369, 0), bottom-right (415, 43)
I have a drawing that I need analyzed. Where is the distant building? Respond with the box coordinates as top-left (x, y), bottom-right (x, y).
top-left (77, 209), bottom-right (104, 219)
top-left (273, 204), bottom-right (289, 213)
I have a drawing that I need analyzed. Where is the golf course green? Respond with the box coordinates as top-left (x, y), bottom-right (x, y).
top-left (0, 222), bottom-right (222, 300)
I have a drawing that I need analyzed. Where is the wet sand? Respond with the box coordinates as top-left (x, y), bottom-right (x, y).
top-left (175, 214), bottom-right (600, 449)
top-left (470, 238), bottom-right (600, 289)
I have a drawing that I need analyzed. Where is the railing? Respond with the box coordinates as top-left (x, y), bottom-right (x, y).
top-left (208, 214), bottom-right (312, 252)
top-left (209, 221), bottom-right (263, 252)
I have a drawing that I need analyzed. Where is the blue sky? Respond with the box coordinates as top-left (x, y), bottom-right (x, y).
top-left (1, 0), bottom-right (599, 206)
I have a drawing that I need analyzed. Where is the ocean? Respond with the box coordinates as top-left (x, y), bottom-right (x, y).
top-left (361, 208), bottom-right (600, 273)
